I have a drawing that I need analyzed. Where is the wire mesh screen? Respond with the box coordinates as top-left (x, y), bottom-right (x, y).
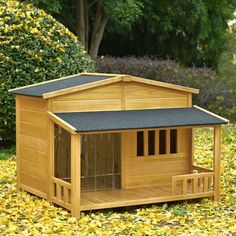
top-left (54, 124), bottom-right (71, 183)
top-left (81, 133), bottom-right (121, 192)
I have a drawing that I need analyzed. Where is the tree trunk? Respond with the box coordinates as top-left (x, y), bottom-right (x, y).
top-left (89, 1), bottom-right (108, 58)
top-left (76, 0), bottom-right (86, 49)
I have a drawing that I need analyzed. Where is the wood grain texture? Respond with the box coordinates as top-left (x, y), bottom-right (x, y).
top-left (52, 99), bottom-right (122, 112)
top-left (80, 185), bottom-right (213, 211)
top-left (71, 134), bottom-right (81, 217)
top-left (17, 95), bottom-right (49, 198)
top-left (53, 83), bottom-right (122, 101)
top-left (125, 97), bottom-right (188, 110)
top-left (122, 128), bottom-right (192, 188)
top-left (214, 125), bottom-right (221, 201)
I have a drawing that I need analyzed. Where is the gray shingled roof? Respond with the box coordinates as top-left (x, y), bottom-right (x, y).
top-left (10, 75), bottom-right (114, 97)
top-left (55, 107), bottom-right (227, 132)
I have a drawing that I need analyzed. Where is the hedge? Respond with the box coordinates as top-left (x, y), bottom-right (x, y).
top-left (96, 57), bottom-right (234, 120)
top-left (0, 0), bottom-right (95, 141)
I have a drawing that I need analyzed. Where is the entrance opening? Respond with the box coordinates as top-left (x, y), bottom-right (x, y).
top-left (81, 133), bottom-right (121, 192)
top-left (54, 124), bottom-right (71, 183)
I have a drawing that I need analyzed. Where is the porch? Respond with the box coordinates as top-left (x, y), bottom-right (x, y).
top-left (48, 107), bottom-right (227, 217)
top-left (51, 164), bottom-right (214, 211)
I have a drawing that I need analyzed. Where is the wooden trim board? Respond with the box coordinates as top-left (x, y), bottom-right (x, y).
top-left (194, 105), bottom-right (229, 123)
top-left (47, 112), bottom-right (77, 134)
top-left (131, 76), bottom-right (199, 94)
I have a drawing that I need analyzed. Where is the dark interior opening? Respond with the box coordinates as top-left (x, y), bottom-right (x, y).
top-left (159, 130), bottom-right (166, 154)
top-left (170, 129), bottom-right (177, 153)
top-left (81, 133), bottom-right (121, 192)
top-left (54, 124), bottom-right (71, 182)
top-left (148, 130), bottom-right (155, 155)
top-left (137, 131), bottom-right (144, 156)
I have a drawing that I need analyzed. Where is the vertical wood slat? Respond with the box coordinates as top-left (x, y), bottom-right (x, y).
top-left (204, 177), bottom-right (208, 192)
top-left (166, 129), bottom-right (170, 154)
top-left (189, 128), bottom-right (194, 173)
top-left (155, 130), bottom-right (159, 156)
top-left (57, 183), bottom-right (61, 201)
top-left (182, 179), bottom-right (187, 195)
top-left (193, 177), bottom-right (198, 193)
top-left (144, 130), bottom-right (148, 157)
top-left (214, 126), bottom-right (221, 201)
top-left (71, 133), bottom-right (81, 217)
top-left (64, 188), bottom-right (69, 204)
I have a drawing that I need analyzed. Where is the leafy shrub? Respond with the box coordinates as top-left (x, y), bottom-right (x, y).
top-left (0, 0), bottom-right (95, 141)
top-left (216, 32), bottom-right (236, 121)
top-left (96, 57), bottom-right (234, 120)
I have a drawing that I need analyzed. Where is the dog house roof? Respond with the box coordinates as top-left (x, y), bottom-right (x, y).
top-left (53, 106), bottom-right (228, 133)
top-left (9, 73), bottom-right (199, 98)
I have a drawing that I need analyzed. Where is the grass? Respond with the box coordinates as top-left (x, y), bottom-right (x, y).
top-left (0, 125), bottom-right (235, 235)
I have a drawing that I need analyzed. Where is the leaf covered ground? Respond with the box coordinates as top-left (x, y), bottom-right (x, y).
top-left (0, 125), bottom-right (235, 235)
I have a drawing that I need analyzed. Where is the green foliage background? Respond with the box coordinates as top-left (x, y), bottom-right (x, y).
top-left (0, 0), bottom-right (95, 141)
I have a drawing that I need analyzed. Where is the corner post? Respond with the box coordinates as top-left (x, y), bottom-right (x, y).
top-left (71, 133), bottom-right (81, 217)
top-left (48, 120), bottom-right (54, 202)
top-left (213, 125), bottom-right (221, 201)
top-left (15, 96), bottom-right (20, 191)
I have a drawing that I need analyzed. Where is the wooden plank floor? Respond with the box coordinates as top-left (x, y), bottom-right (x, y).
top-left (80, 184), bottom-right (214, 211)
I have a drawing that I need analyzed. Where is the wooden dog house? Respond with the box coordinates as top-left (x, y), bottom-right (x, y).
top-left (9, 73), bottom-right (228, 217)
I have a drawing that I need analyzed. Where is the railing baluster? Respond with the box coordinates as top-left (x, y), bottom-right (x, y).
top-left (193, 177), bottom-right (198, 193)
top-left (204, 177), bottom-right (208, 192)
top-left (57, 183), bottom-right (61, 201)
top-left (183, 179), bottom-right (187, 195)
top-left (172, 172), bottom-right (214, 196)
top-left (64, 188), bottom-right (69, 204)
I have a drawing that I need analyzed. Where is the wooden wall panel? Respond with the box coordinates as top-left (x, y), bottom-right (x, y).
top-left (55, 83), bottom-right (122, 100)
top-left (17, 95), bottom-right (49, 198)
top-left (124, 82), bottom-right (189, 110)
top-left (125, 82), bottom-right (187, 99)
top-left (122, 128), bottom-right (192, 188)
top-left (125, 97), bottom-right (188, 110)
top-left (50, 81), bottom-right (191, 113)
top-left (51, 82), bottom-right (122, 112)
top-left (52, 99), bottom-right (122, 112)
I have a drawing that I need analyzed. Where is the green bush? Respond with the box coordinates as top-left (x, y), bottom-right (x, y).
top-left (215, 32), bottom-right (236, 121)
top-left (0, 0), bottom-right (95, 141)
top-left (96, 57), bottom-right (233, 121)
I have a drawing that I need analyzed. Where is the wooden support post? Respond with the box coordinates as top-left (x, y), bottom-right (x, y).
top-left (15, 96), bottom-right (20, 191)
top-left (71, 133), bottom-right (81, 217)
top-left (213, 126), bottom-right (221, 201)
top-left (48, 120), bottom-right (54, 202)
top-left (189, 128), bottom-right (194, 173)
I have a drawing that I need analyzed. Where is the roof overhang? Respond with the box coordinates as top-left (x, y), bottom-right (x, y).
top-left (49, 107), bottom-right (228, 134)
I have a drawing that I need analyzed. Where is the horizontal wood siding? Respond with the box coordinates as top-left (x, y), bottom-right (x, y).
top-left (123, 128), bottom-right (192, 188)
top-left (124, 82), bottom-right (189, 110)
top-left (50, 81), bottom-right (191, 113)
top-left (51, 82), bottom-right (122, 112)
top-left (17, 95), bottom-right (49, 197)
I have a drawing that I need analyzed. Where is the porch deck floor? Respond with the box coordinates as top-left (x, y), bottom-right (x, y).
top-left (80, 184), bottom-right (214, 211)
top-left (81, 184), bottom-right (176, 211)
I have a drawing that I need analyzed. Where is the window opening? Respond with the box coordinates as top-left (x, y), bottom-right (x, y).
top-left (159, 130), bottom-right (166, 154)
top-left (148, 130), bottom-right (155, 155)
top-left (170, 129), bottom-right (177, 153)
top-left (137, 131), bottom-right (144, 156)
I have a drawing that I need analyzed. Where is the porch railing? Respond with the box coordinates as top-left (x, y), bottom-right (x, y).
top-left (52, 177), bottom-right (71, 210)
top-left (172, 166), bottom-right (214, 196)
